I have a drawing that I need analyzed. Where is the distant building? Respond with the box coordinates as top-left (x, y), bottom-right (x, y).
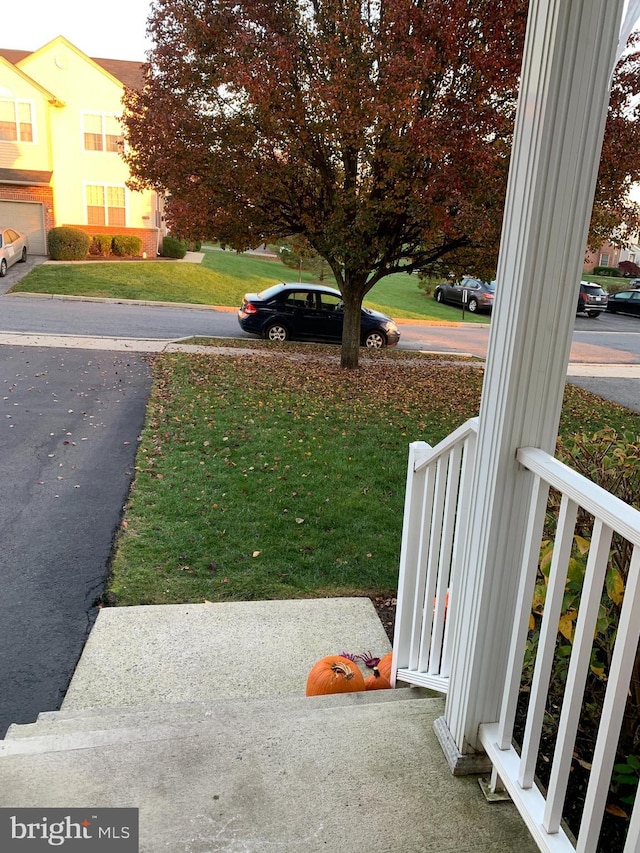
top-left (583, 241), bottom-right (640, 272)
top-left (0, 36), bottom-right (164, 257)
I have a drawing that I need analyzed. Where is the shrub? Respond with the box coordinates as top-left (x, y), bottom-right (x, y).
top-left (161, 235), bottom-right (188, 259)
top-left (605, 281), bottom-right (634, 296)
top-left (89, 235), bottom-right (113, 256)
top-left (524, 429), bottom-right (640, 805)
top-left (48, 227), bottom-right (91, 260)
top-left (112, 235), bottom-right (142, 257)
top-left (592, 265), bottom-right (621, 277)
top-left (618, 260), bottom-right (640, 277)
top-left (417, 274), bottom-right (442, 296)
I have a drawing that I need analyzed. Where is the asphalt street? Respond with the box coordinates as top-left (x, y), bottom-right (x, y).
top-left (0, 346), bottom-right (151, 737)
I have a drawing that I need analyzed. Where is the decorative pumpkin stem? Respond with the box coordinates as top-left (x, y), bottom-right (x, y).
top-left (332, 661), bottom-right (354, 680)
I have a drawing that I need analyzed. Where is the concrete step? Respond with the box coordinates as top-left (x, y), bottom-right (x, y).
top-left (61, 597), bottom-right (393, 711)
top-left (5, 687), bottom-right (433, 741)
top-left (0, 695), bottom-right (537, 853)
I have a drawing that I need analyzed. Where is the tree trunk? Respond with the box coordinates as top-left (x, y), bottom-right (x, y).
top-left (340, 291), bottom-right (364, 369)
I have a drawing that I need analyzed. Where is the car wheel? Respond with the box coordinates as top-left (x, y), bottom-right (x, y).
top-left (435, 290), bottom-right (444, 303)
top-left (265, 323), bottom-right (289, 342)
top-left (364, 330), bottom-right (386, 348)
top-left (586, 311), bottom-right (601, 318)
top-left (0, 259), bottom-right (6, 277)
top-left (20, 247), bottom-right (27, 263)
top-left (468, 298), bottom-right (479, 313)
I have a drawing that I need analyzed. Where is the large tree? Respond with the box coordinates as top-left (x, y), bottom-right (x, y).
top-left (123, 0), bottom-right (640, 368)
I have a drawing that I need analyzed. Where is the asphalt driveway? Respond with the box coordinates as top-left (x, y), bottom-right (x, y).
top-left (0, 345), bottom-right (152, 737)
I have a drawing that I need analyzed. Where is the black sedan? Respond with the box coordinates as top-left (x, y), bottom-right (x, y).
top-left (237, 283), bottom-right (400, 347)
top-left (433, 277), bottom-right (495, 313)
top-left (606, 289), bottom-right (640, 317)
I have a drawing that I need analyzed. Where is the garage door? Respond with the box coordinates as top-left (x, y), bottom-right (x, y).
top-left (0, 201), bottom-right (46, 255)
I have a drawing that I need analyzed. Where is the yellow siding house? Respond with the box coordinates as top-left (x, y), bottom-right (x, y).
top-left (0, 36), bottom-right (163, 257)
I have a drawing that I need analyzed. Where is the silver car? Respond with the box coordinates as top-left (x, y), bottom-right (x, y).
top-left (0, 227), bottom-right (29, 276)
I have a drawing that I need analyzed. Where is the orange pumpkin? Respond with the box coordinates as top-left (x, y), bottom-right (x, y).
top-left (365, 670), bottom-right (392, 690)
top-left (306, 655), bottom-right (366, 696)
top-left (376, 652), bottom-right (394, 684)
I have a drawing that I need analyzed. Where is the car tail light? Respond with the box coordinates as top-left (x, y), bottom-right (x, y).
top-left (243, 301), bottom-right (258, 314)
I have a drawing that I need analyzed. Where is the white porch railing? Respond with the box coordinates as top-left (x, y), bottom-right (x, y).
top-left (393, 426), bottom-right (640, 853)
top-left (479, 446), bottom-right (640, 853)
top-left (391, 417), bottom-right (478, 693)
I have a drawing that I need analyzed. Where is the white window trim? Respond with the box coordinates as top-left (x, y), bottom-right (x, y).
top-left (84, 182), bottom-right (129, 227)
top-left (0, 98), bottom-right (36, 144)
top-left (80, 111), bottom-right (123, 153)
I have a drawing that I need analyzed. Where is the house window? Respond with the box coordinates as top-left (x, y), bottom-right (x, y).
top-left (86, 185), bottom-right (126, 226)
top-left (599, 252), bottom-right (610, 267)
top-left (0, 99), bottom-right (34, 142)
top-left (83, 114), bottom-right (122, 152)
top-left (629, 253), bottom-right (636, 263)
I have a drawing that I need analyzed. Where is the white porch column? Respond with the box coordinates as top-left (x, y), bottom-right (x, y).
top-left (439, 0), bottom-right (627, 764)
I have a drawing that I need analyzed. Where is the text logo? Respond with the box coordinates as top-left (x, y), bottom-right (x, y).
top-left (0, 809), bottom-right (138, 850)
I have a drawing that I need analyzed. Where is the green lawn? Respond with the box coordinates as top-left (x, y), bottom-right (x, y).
top-left (11, 249), bottom-right (490, 323)
top-left (106, 350), bottom-right (640, 607)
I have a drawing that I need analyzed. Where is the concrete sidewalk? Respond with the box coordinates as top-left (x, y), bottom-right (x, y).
top-left (0, 329), bottom-right (638, 380)
top-left (0, 598), bottom-right (537, 852)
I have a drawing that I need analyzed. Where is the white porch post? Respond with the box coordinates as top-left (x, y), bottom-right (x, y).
top-left (439, 0), bottom-right (627, 765)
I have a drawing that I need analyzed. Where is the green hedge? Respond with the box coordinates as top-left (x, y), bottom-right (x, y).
top-left (48, 227), bottom-right (91, 260)
top-left (161, 236), bottom-right (188, 259)
top-left (113, 235), bottom-right (142, 256)
top-left (592, 266), bottom-right (621, 277)
top-left (89, 235), bottom-right (113, 257)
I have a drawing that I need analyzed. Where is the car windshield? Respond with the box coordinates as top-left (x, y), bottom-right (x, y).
top-left (582, 284), bottom-right (606, 295)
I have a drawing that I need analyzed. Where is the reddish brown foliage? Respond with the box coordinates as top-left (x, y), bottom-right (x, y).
top-left (123, 1), bottom-right (640, 367)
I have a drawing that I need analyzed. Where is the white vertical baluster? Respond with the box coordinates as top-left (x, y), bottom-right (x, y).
top-left (543, 519), bottom-right (613, 833)
top-left (576, 545), bottom-right (640, 853)
top-left (430, 443), bottom-right (463, 674)
top-left (441, 425), bottom-right (478, 679)
top-left (392, 441), bottom-right (431, 683)
top-left (497, 471), bottom-right (550, 750)
top-left (623, 774), bottom-right (640, 853)
top-left (518, 495), bottom-right (578, 789)
top-left (417, 454), bottom-right (449, 672)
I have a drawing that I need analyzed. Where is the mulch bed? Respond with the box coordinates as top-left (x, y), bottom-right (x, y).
top-left (370, 594), bottom-right (396, 644)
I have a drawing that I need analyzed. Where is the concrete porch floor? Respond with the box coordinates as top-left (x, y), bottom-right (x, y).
top-left (0, 598), bottom-right (538, 852)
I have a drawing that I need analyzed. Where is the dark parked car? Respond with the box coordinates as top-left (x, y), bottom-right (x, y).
top-left (0, 227), bottom-right (28, 276)
top-left (237, 283), bottom-right (400, 347)
top-left (433, 277), bottom-right (495, 313)
top-left (606, 289), bottom-right (640, 317)
top-left (576, 282), bottom-right (608, 317)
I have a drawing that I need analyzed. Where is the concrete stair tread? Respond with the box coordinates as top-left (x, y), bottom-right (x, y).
top-left (1, 695), bottom-right (444, 756)
top-left (5, 687), bottom-right (435, 740)
top-left (0, 696), bottom-right (537, 852)
top-left (61, 598), bottom-right (392, 711)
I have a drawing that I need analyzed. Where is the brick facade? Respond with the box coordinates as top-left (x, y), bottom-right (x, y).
top-left (0, 183), bottom-right (55, 232)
